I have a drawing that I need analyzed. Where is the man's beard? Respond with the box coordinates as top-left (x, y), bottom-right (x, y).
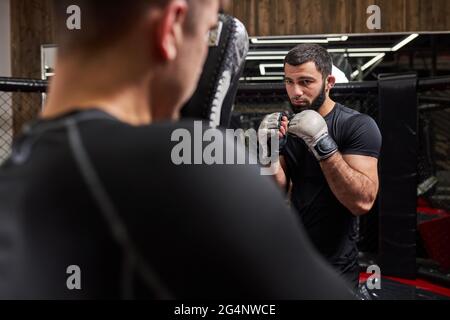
top-left (289, 83), bottom-right (327, 114)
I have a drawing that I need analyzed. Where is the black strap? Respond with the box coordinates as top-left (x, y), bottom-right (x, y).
top-left (64, 115), bottom-right (173, 300)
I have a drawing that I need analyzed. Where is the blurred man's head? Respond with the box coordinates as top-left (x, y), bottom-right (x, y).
top-left (283, 44), bottom-right (335, 113)
top-left (52, 0), bottom-right (221, 120)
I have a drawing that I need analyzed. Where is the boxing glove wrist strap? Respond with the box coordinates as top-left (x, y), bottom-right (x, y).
top-left (313, 135), bottom-right (338, 161)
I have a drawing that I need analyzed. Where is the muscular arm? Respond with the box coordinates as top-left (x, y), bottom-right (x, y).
top-left (273, 117), bottom-right (293, 192)
top-left (274, 155), bottom-right (288, 189)
top-left (320, 152), bottom-right (379, 216)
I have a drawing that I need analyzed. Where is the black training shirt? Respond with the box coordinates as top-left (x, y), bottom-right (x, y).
top-left (281, 103), bottom-right (382, 277)
top-left (0, 109), bottom-right (353, 299)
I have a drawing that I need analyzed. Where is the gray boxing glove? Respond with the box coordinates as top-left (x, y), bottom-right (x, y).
top-left (288, 110), bottom-right (338, 161)
top-left (258, 112), bottom-right (288, 156)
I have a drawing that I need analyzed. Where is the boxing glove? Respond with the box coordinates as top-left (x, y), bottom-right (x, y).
top-left (258, 112), bottom-right (289, 155)
top-left (288, 110), bottom-right (338, 161)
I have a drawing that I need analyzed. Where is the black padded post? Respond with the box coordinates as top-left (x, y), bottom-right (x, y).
top-left (378, 74), bottom-right (418, 279)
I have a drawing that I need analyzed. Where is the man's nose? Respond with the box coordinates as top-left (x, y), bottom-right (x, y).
top-left (292, 84), bottom-right (304, 97)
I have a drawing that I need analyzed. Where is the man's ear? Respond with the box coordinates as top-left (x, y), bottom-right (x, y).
top-left (155, 0), bottom-right (188, 61)
top-left (326, 75), bottom-right (336, 92)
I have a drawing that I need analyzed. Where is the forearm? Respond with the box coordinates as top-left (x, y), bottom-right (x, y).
top-left (320, 152), bottom-right (377, 216)
top-left (266, 160), bottom-right (288, 192)
top-left (274, 156), bottom-right (291, 192)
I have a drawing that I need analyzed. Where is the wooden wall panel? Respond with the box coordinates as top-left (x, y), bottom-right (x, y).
top-left (7, 0), bottom-right (449, 134)
top-left (10, 0), bottom-right (56, 136)
top-left (228, 0), bottom-right (450, 36)
top-left (11, 0), bottom-right (56, 78)
top-left (8, 0), bottom-right (450, 80)
top-left (10, 0), bottom-right (450, 76)
top-left (257, 0), bottom-right (272, 36)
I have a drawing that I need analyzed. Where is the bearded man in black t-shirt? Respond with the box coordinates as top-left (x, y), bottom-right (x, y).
top-left (259, 44), bottom-right (382, 290)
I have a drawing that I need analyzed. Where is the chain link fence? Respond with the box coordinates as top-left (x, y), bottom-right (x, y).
top-left (234, 80), bottom-right (450, 201)
top-left (331, 84), bottom-right (380, 254)
top-left (234, 78), bottom-right (450, 258)
top-left (0, 78), bottom-right (47, 165)
top-left (0, 91), bottom-right (13, 163)
top-left (233, 82), bottom-right (379, 128)
top-left (418, 86), bottom-right (450, 211)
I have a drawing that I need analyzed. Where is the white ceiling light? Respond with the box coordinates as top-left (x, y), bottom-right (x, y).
top-left (347, 53), bottom-right (383, 57)
top-left (350, 34), bottom-right (418, 78)
top-left (250, 35), bottom-right (350, 45)
top-left (240, 76), bottom-right (284, 81)
top-left (248, 51), bottom-right (289, 55)
top-left (247, 33), bottom-right (419, 79)
top-left (246, 56), bottom-right (285, 61)
top-left (250, 38), bottom-right (329, 44)
top-left (347, 48), bottom-right (392, 52)
top-left (327, 49), bottom-right (347, 53)
top-left (351, 53), bottom-right (386, 78)
top-left (327, 36), bottom-right (349, 42)
top-left (392, 33), bottom-right (419, 51)
top-left (360, 53), bottom-right (386, 71)
top-left (246, 51), bottom-right (384, 61)
top-left (264, 72), bottom-right (285, 76)
top-left (259, 63), bottom-right (284, 75)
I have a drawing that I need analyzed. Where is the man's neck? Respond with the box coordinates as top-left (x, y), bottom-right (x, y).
top-left (42, 57), bottom-right (153, 126)
top-left (317, 97), bottom-right (336, 118)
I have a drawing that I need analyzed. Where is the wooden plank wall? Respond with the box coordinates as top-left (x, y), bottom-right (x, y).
top-left (11, 0), bottom-right (56, 79)
top-left (10, 0), bottom-right (55, 135)
top-left (9, 0), bottom-right (450, 78)
top-left (8, 0), bottom-right (449, 134)
top-left (227, 0), bottom-right (450, 36)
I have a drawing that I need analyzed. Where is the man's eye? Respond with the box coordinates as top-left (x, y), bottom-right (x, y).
top-left (284, 79), bottom-right (293, 85)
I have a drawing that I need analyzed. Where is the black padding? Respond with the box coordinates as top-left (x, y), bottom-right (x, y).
top-left (0, 77), bottom-right (48, 93)
top-left (378, 73), bottom-right (418, 279)
top-left (181, 14), bottom-right (249, 128)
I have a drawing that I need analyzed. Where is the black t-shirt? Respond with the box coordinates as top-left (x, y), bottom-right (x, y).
top-left (0, 109), bottom-right (353, 299)
top-left (281, 103), bottom-right (382, 276)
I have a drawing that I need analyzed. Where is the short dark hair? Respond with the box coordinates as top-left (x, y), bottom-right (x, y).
top-left (53, 0), bottom-right (207, 57)
top-left (284, 44), bottom-right (332, 79)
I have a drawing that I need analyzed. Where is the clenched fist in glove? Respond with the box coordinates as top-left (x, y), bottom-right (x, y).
top-left (258, 112), bottom-right (289, 154)
top-left (288, 110), bottom-right (338, 161)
